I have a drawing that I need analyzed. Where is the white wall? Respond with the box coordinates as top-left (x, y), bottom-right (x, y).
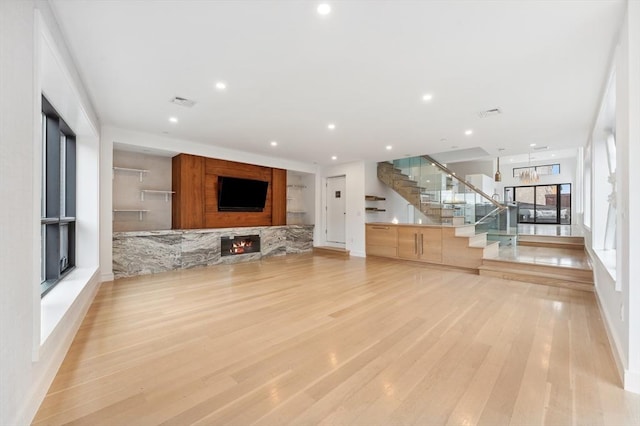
top-left (112, 150), bottom-right (173, 232)
top-left (0, 2), bottom-right (102, 424)
top-left (584, 1), bottom-right (640, 394)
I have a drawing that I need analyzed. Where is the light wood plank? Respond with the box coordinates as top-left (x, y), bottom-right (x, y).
top-left (33, 255), bottom-right (640, 425)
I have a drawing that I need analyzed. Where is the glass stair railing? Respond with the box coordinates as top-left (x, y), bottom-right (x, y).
top-left (377, 155), bottom-right (518, 246)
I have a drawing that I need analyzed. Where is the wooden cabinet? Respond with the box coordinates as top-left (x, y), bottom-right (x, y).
top-left (398, 227), bottom-right (442, 263)
top-left (365, 224), bottom-right (398, 257)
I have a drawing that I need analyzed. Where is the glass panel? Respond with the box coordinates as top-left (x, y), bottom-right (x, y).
top-left (41, 113), bottom-right (47, 218)
top-left (515, 186), bottom-right (535, 223)
top-left (560, 184), bottom-right (571, 225)
top-left (535, 185), bottom-right (558, 223)
top-left (60, 134), bottom-right (66, 217)
top-left (41, 224), bottom-right (46, 283)
top-left (504, 187), bottom-right (514, 203)
top-left (60, 223), bottom-right (69, 273)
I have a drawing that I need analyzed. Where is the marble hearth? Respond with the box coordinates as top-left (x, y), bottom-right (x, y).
top-left (113, 225), bottom-right (314, 279)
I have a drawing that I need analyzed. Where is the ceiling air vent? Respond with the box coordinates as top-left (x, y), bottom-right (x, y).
top-left (170, 96), bottom-right (196, 108)
top-left (478, 108), bottom-right (502, 118)
top-left (533, 145), bottom-right (549, 151)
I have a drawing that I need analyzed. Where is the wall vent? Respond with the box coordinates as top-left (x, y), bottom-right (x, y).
top-left (478, 108), bottom-right (502, 118)
top-left (170, 96), bottom-right (196, 108)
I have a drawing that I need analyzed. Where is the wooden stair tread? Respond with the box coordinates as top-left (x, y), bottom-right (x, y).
top-left (482, 257), bottom-right (592, 273)
top-left (478, 264), bottom-right (593, 283)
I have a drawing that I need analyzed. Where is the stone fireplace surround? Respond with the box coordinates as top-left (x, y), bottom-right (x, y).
top-left (113, 225), bottom-right (313, 279)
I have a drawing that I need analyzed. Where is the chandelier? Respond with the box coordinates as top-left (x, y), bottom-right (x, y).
top-left (519, 152), bottom-right (539, 184)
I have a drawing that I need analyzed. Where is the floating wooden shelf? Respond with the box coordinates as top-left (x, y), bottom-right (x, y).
top-left (113, 166), bottom-right (149, 182)
top-left (365, 208), bottom-right (386, 212)
top-left (365, 195), bottom-right (386, 201)
top-left (140, 189), bottom-right (175, 202)
top-left (113, 209), bottom-right (150, 221)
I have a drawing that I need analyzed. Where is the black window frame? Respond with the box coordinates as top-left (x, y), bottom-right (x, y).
top-left (41, 96), bottom-right (76, 297)
top-left (504, 183), bottom-right (571, 225)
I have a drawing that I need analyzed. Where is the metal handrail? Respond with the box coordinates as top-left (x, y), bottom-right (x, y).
top-left (422, 155), bottom-right (505, 211)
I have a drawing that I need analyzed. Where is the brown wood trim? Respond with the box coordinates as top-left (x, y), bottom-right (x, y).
top-left (271, 168), bottom-right (287, 226)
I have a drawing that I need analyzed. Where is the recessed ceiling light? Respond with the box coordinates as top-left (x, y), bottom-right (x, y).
top-left (530, 143), bottom-right (537, 147)
top-left (551, 153), bottom-right (556, 157)
top-left (386, 145), bottom-right (392, 150)
top-left (169, 117), bottom-right (178, 123)
top-left (331, 155), bottom-right (337, 160)
top-left (270, 141), bottom-right (278, 147)
top-left (215, 82), bottom-right (227, 90)
top-left (317, 3), bottom-right (331, 15)
top-left (510, 158), bottom-right (514, 162)
top-left (464, 129), bottom-right (473, 136)
top-left (327, 123), bottom-right (336, 130)
top-left (422, 93), bottom-right (433, 102)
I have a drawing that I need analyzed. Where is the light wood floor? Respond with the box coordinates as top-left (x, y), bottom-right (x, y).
top-left (34, 255), bottom-right (640, 425)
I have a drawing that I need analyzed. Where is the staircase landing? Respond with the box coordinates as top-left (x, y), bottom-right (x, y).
top-left (479, 244), bottom-right (593, 292)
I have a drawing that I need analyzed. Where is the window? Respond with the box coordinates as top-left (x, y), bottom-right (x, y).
top-left (41, 96), bottom-right (76, 296)
top-left (505, 183), bottom-right (571, 225)
top-left (512, 163), bottom-right (561, 178)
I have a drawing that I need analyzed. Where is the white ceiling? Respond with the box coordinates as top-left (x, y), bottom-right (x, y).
top-left (51, 0), bottom-right (624, 166)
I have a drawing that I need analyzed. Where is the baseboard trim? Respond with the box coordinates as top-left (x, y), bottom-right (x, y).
top-left (594, 285), bottom-right (626, 387)
top-left (101, 272), bottom-right (114, 282)
top-left (624, 369), bottom-right (640, 394)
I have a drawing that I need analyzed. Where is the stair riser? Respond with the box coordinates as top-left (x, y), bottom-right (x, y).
top-left (481, 260), bottom-right (593, 281)
top-left (518, 241), bottom-right (584, 250)
top-left (478, 269), bottom-right (594, 292)
top-left (518, 235), bottom-right (584, 245)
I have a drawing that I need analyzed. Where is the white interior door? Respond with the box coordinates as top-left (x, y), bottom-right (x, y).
top-left (326, 176), bottom-right (346, 244)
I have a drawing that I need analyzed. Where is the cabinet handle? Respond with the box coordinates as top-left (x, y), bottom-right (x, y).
top-left (372, 226), bottom-right (389, 230)
top-left (420, 233), bottom-right (424, 255)
top-left (414, 233), bottom-right (418, 254)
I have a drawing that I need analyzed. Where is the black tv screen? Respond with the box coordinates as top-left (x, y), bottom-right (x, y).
top-left (217, 176), bottom-right (269, 212)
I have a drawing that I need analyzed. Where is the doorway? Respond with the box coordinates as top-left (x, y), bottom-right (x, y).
top-left (326, 176), bottom-right (346, 244)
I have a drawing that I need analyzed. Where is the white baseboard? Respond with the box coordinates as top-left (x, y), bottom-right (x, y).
top-left (594, 285), bottom-right (626, 387)
top-left (624, 369), bottom-right (640, 394)
top-left (101, 272), bottom-right (114, 282)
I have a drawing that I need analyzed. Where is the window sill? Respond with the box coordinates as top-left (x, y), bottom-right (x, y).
top-left (40, 266), bottom-right (99, 346)
top-left (593, 248), bottom-right (617, 283)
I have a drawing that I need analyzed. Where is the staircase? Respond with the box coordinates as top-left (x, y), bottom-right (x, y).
top-left (377, 161), bottom-right (464, 225)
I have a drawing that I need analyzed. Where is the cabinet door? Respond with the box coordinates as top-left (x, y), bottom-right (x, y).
top-left (420, 228), bottom-right (442, 263)
top-left (366, 225), bottom-right (398, 258)
top-left (398, 227), bottom-right (420, 260)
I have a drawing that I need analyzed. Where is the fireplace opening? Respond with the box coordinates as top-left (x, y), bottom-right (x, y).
top-left (221, 234), bottom-right (261, 257)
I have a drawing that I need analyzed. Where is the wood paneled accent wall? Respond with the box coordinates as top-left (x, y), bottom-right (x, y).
top-left (172, 154), bottom-right (287, 229)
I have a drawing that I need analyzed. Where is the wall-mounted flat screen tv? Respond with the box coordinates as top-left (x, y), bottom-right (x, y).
top-left (217, 176), bottom-right (269, 212)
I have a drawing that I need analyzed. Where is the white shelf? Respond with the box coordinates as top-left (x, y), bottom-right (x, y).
top-left (113, 209), bottom-right (150, 221)
top-left (113, 166), bottom-right (149, 182)
top-left (140, 189), bottom-right (175, 202)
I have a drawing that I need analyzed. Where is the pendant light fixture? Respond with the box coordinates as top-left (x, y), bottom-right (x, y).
top-left (494, 148), bottom-right (504, 182)
top-left (519, 152), bottom-right (539, 184)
